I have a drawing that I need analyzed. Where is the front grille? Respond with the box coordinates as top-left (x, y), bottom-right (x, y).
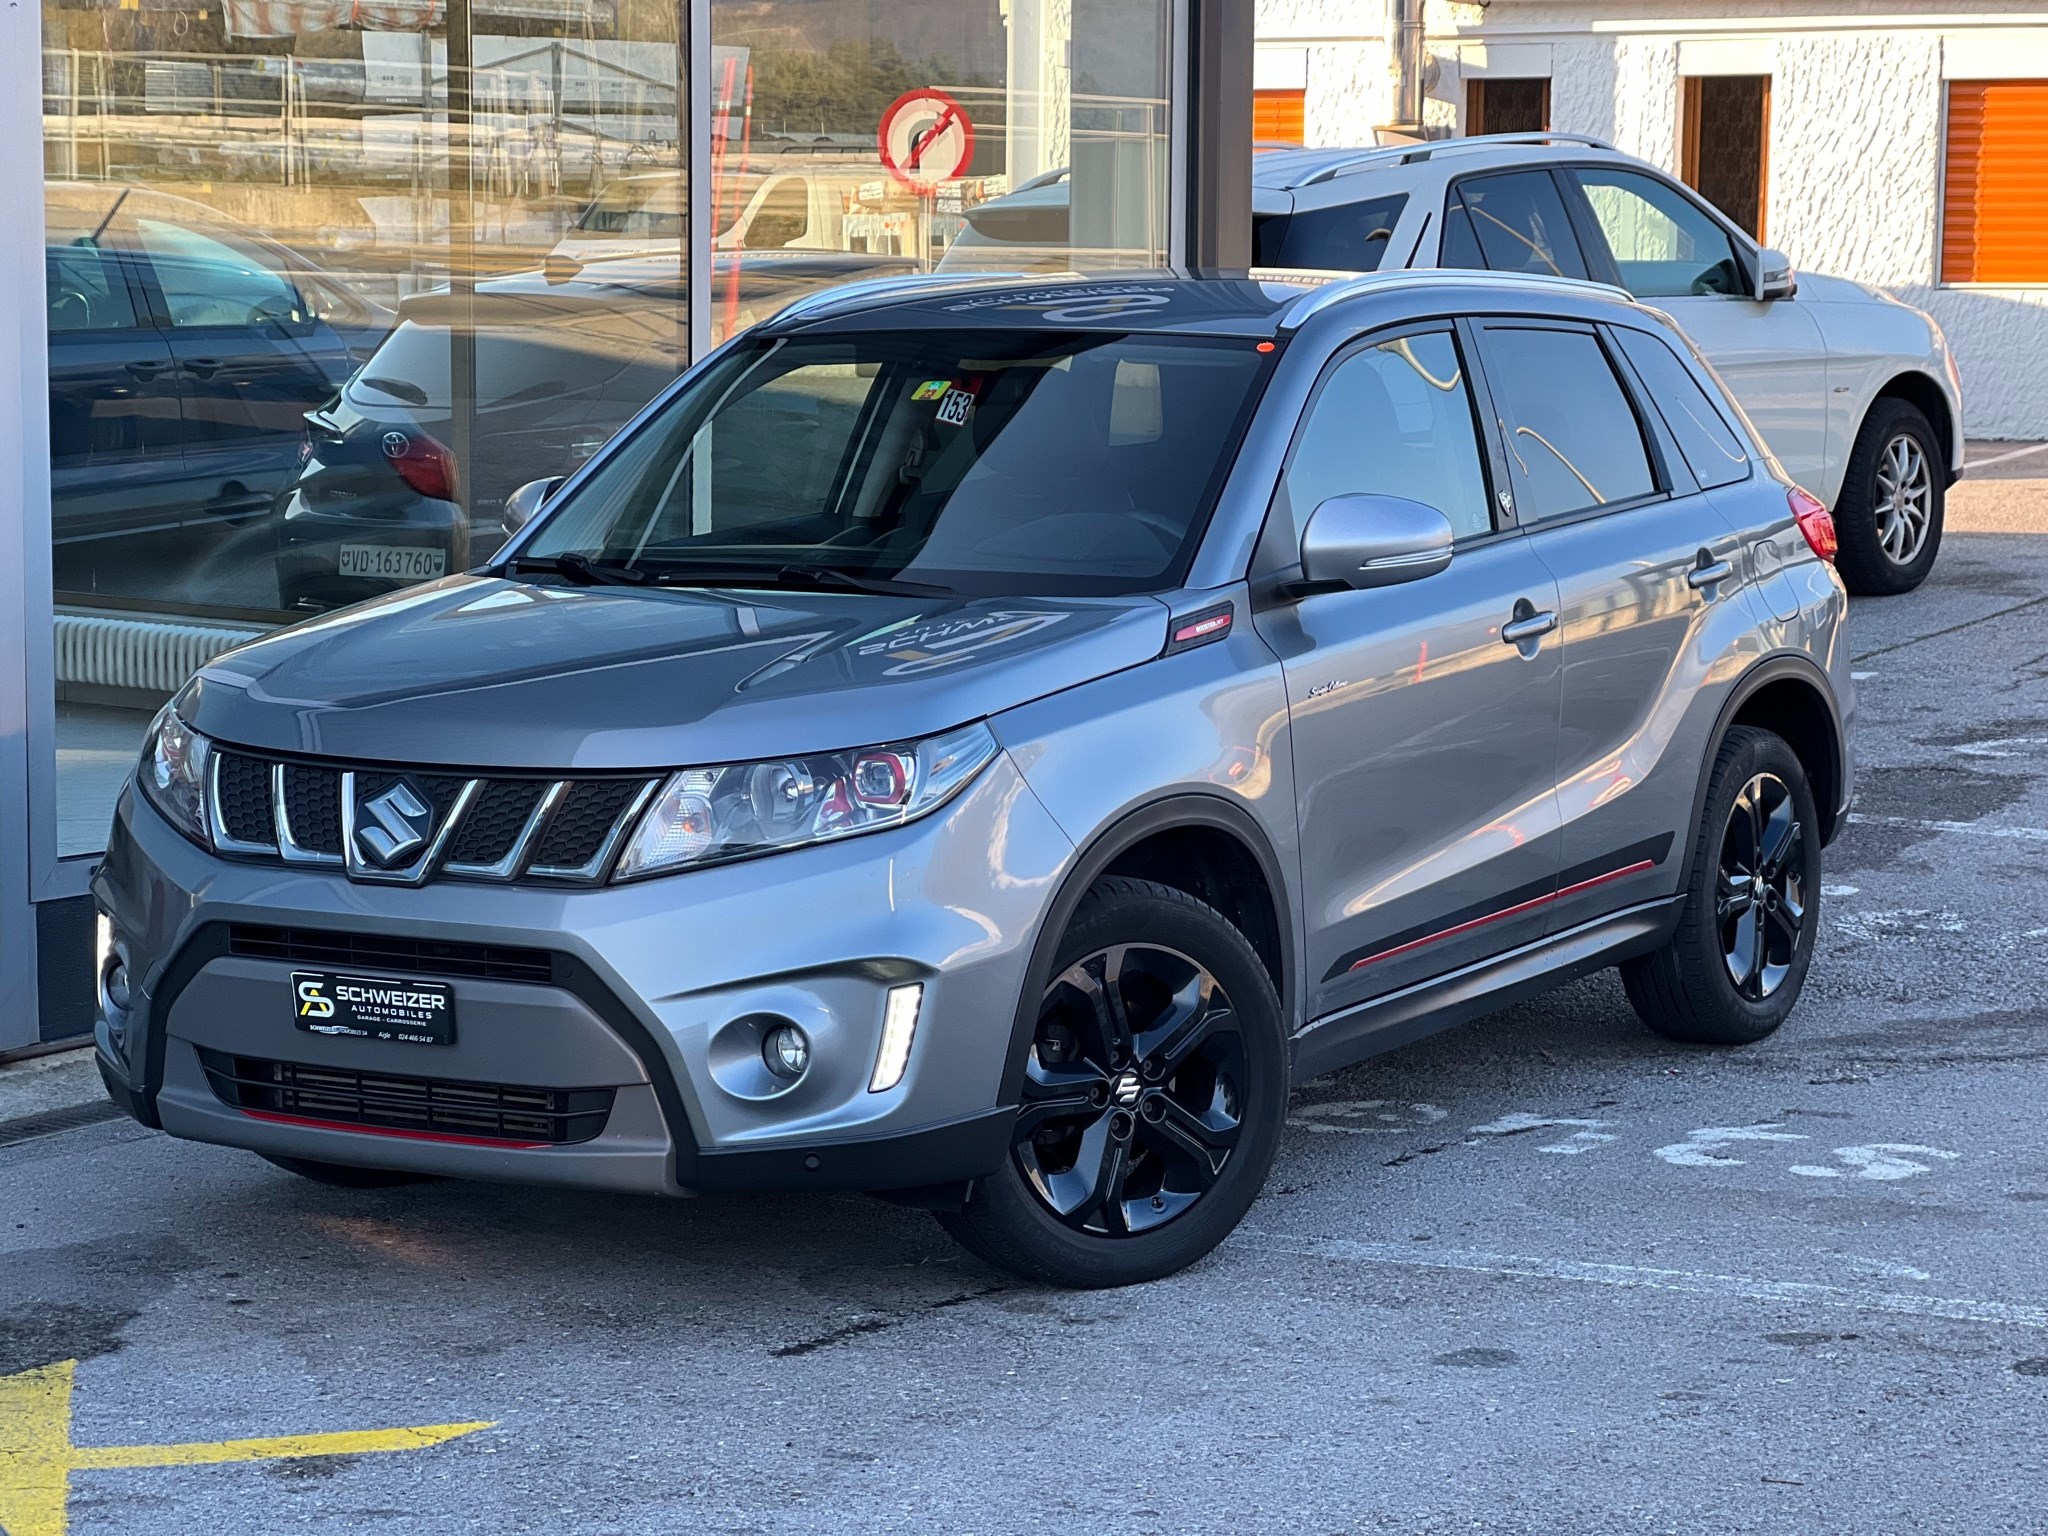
top-left (205, 750), bottom-right (654, 887)
top-left (198, 1049), bottom-right (614, 1145)
top-left (282, 764), bottom-right (344, 855)
top-left (214, 752), bottom-right (275, 846)
top-left (229, 925), bottom-right (555, 984)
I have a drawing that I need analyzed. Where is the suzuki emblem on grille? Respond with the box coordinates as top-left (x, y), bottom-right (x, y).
top-left (380, 430), bottom-right (410, 459)
top-left (355, 780), bottom-right (434, 866)
top-left (1112, 1070), bottom-right (1142, 1107)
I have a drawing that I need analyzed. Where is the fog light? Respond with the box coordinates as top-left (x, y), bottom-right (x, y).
top-left (869, 984), bottom-right (922, 1093)
top-left (762, 1023), bottom-right (810, 1081)
top-left (95, 912), bottom-right (131, 1016)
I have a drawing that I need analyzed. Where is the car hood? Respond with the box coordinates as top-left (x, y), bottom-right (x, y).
top-left (184, 575), bottom-right (1170, 769)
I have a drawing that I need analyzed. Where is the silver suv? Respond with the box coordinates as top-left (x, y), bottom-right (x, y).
top-left (95, 270), bottom-right (1852, 1287)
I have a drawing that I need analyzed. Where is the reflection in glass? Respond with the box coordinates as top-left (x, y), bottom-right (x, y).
top-left (42, 0), bottom-right (1177, 856)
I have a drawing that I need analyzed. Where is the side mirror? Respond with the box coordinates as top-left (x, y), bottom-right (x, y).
top-left (1300, 493), bottom-right (1455, 590)
top-left (502, 476), bottom-right (564, 535)
top-left (1755, 246), bottom-right (1797, 301)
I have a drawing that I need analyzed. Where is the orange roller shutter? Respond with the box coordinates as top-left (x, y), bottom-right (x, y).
top-left (1944, 81), bottom-right (2048, 284)
top-left (1255, 89), bottom-right (1305, 148)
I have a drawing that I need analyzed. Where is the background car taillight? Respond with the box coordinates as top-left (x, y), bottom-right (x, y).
top-left (389, 432), bottom-right (458, 502)
top-left (1789, 486), bottom-right (1837, 563)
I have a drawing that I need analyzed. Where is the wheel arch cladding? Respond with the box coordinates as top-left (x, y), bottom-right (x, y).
top-left (997, 795), bottom-right (1295, 1104)
top-left (1725, 673), bottom-right (1843, 849)
top-left (1871, 371), bottom-right (1956, 480)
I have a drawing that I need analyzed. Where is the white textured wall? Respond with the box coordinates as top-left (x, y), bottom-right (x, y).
top-left (1257, 3), bottom-right (2048, 437)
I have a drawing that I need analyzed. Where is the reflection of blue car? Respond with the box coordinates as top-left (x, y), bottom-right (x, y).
top-left (275, 250), bottom-right (914, 612)
top-left (46, 182), bottom-right (390, 547)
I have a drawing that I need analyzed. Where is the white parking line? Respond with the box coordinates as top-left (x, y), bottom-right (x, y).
top-left (1965, 441), bottom-right (2048, 470)
top-left (1847, 813), bottom-right (2048, 844)
top-left (1251, 1232), bottom-right (2048, 1330)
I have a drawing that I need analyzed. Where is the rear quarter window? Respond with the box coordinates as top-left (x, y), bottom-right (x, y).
top-left (1611, 326), bottom-right (1750, 490)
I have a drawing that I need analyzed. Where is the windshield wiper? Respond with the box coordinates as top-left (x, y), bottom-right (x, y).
top-left (633, 564), bottom-right (951, 598)
top-left (503, 553), bottom-right (650, 587)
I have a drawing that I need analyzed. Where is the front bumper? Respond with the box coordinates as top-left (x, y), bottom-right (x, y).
top-left (94, 752), bottom-right (1073, 1195)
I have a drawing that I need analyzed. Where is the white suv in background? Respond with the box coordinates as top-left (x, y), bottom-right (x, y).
top-left (1249, 134), bottom-right (1965, 595)
top-left (943, 132), bottom-right (1964, 595)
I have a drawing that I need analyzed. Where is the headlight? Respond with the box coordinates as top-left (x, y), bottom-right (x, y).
top-left (612, 722), bottom-right (1000, 881)
top-left (138, 702), bottom-right (212, 849)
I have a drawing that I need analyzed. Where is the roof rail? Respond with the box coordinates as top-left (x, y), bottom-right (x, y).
top-left (762, 271), bottom-right (1044, 329)
top-left (1277, 267), bottom-right (1630, 330)
top-left (1296, 131), bottom-right (1619, 185)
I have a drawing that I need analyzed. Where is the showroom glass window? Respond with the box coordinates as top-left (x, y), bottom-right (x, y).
top-left (40, 0), bottom-right (1176, 860)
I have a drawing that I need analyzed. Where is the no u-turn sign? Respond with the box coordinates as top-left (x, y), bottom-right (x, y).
top-left (879, 88), bottom-right (975, 194)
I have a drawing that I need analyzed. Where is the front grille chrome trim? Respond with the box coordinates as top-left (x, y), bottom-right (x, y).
top-left (443, 779), bottom-right (570, 882)
top-left (217, 756), bottom-right (654, 888)
top-left (527, 777), bottom-right (657, 885)
top-left (208, 752), bottom-right (278, 856)
top-left (272, 762), bottom-right (343, 868)
top-left (341, 772), bottom-right (483, 886)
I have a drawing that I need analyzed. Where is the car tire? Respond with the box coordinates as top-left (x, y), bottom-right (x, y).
top-left (1621, 726), bottom-right (1821, 1046)
top-left (258, 1153), bottom-right (440, 1189)
top-left (1833, 397), bottom-right (1945, 596)
top-left (936, 876), bottom-right (1288, 1288)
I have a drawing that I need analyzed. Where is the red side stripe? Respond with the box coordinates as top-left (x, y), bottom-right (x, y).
top-left (1348, 859), bottom-right (1657, 972)
top-left (240, 1108), bottom-right (550, 1151)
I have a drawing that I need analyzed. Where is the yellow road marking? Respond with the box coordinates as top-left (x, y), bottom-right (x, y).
top-left (0, 1360), bottom-right (491, 1536)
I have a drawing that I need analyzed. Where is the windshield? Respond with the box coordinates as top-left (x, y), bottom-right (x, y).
top-left (519, 328), bottom-right (1272, 597)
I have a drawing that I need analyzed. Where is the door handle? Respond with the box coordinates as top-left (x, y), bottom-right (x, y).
top-left (123, 360), bottom-right (165, 379)
top-left (182, 358), bottom-right (221, 378)
top-left (1687, 558), bottom-right (1735, 591)
top-left (1500, 609), bottom-right (1559, 646)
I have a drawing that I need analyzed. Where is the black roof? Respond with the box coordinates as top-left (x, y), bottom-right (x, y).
top-left (762, 272), bottom-right (1336, 339)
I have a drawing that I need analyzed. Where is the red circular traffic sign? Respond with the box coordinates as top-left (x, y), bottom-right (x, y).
top-left (878, 88), bottom-right (975, 194)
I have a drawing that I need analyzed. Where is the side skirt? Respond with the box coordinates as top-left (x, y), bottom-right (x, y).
top-left (1289, 897), bottom-right (1681, 1085)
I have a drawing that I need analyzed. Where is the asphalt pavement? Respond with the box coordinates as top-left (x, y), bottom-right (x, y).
top-left (7, 459), bottom-right (2048, 1535)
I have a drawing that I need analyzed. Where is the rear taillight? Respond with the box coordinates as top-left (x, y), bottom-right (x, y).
top-left (388, 433), bottom-right (458, 502)
top-left (1789, 486), bottom-right (1836, 563)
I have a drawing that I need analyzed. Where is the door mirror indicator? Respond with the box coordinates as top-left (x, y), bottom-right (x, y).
top-left (502, 476), bottom-right (565, 535)
top-left (1756, 247), bottom-right (1798, 301)
top-left (1299, 493), bottom-right (1455, 591)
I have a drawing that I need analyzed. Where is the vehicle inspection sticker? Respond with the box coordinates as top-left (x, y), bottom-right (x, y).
top-left (911, 379), bottom-right (951, 401)
top-left (934, 387), bottom-right (976, 426)
top-left (293, 971), bottom-right (456, 1045)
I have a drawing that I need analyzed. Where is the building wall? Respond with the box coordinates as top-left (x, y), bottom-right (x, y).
top-left (1256, 1), bottom-right (2048, 439)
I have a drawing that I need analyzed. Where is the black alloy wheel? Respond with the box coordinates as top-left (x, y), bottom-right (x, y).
top-left (1622, 725), bottom-right (1821, 1046)
top-left (1717, 771), bottom-right (1807, 1002)
top-left (1015, 942), bottom-right (1245, 1236)
top-left (937, 876), bottom-right (1287, 1288)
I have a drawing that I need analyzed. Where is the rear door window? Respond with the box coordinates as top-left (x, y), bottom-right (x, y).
top-left (1610, 326), bottom-right (1751, 489)
top-left (1440, 172), bottom-right (1589, 279)
top-left (1477, 324), bottom-right (1658, 520)
top-left (1253, 194), bottom-right (1408, 270)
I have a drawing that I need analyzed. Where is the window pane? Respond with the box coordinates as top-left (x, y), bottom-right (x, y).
top-left (1576, 169), bottom-right (1744, 298)
top-left (719, 0), bottom-right (1176, 343)
top-left (1253, 195), bottom-right (1407, 270)
top-left (1449, 172), bottom-right (1587, 279)
top-left (530, 330), bottom-right (1269, 595)
top-left (1483, 327), bottom-right (1656, 520)
top-left (1612, 325), bottom-right (1750, 490)
top-left (134, 218), bottom-right (305, 329)
top-left (46, 244), bottom-right (136, 333)
top-left (1282, 331), bottom-right (1494, 543)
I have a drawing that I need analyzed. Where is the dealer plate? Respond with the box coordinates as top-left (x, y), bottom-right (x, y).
top-left (338, 544), bottom-right (447, 580)
top-left (291, 970), bottom-right (456, 1046)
